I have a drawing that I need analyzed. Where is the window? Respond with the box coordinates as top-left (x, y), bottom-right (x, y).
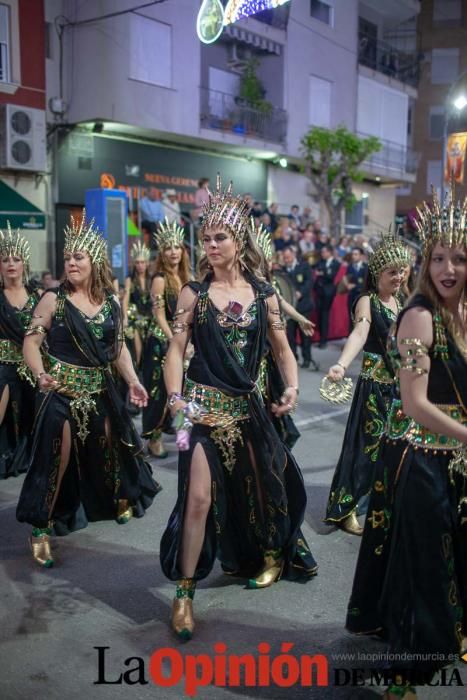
top-left (129, 15), bottom-right (171, 88)
top-left (426, 160), bottom-right (442, 196)
top-left (0, 4), bottom-right (9, 82)
top-left (309, 75), bottom-right (332, 128)
top-left (433, 0), bottom-right (461, 22)
top-left (429, 106), bottom-right (444, 140)
top-left (431, 48), bottom-right (459, 85)
top-left (310, 0), bottom-right (333, 27)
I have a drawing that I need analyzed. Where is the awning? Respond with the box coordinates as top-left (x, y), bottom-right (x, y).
top-left (224, 25), bottom-right (283, 54)
top-left (0, 180), bottom-right (46, 229)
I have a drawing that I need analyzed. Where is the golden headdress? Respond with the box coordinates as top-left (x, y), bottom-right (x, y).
top-left (414, 184), bottom-right (467, 256)
top-left (63, 210), bottom-right (107, 266)
top-left (368, 228), bottom-right (409, 281)
top-left (200, 173), bottom-right (250, 246)
top-left (251, 218), bottom-right (273, 262)
top-left (154, 217), bottom-right (185, 250)
top-left (130, 241), bottom-right (150, 262)
top-left (0, 221), bottom-right (31, 265)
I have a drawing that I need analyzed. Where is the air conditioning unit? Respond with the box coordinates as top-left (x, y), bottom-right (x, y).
top-left (227, 42), bottom-right (252, 73)
top-left (0, 104), bottom-right (47, 172)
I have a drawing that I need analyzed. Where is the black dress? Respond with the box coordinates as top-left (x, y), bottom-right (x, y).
top-left (160, 275), bottom-right (317, 582)
top-left (346, 295), bottom-right (466, 681)
top-left (325, 293), bottom-right (399, 523)
top-left (16, 287), bottom-right (161, 533)
top-left (124, 277), bottom-right (152, 365)
top-left (141, 274), bottom-right (178, 438)
top-left (0, 286), bottom-right (39, 478)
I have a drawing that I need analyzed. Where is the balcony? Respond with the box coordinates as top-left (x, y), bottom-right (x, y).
top-left (358, 132), bottom-right (420, 180)
top-left (358, 32), bottom-right (420, 88)
top-left (200, 87), bottom-right (287, 146)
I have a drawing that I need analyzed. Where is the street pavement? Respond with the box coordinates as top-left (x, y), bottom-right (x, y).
top-left (0, 342), bottom-right (465, 700)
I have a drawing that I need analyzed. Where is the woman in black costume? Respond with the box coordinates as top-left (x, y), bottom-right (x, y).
top-left (0, 225), bottom-right (40, 478)
top-left (142, 220), bottom-right (191, 457)
top-left (346, 188), bottom-right (467, 699)
top-left (123, 242), bottom-right (152, 368)
top-left (324, 233), bottom-right (408, 534)
top-left (253, 221), bottom-right (314, 448)
top-left (160, 177), bottom-right (317, 640)
top-left (16, 213), bottom-right (161, 567)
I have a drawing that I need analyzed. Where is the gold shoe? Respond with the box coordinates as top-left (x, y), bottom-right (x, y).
top-left (171, 578), bottom-right (196, 641)
top-left (248, 551), bottom-right (284, 589)
top-left (29, 529), bottom-right (54, 568)
top-left (148, 439), bottom-right (168, 459)
top-left (339, 512), bottom-right (363, 536)
top-left (116, 499), bottom-right (133, 525)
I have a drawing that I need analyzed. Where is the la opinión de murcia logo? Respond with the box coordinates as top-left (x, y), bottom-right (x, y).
top-left (94, 645), bottom-right (464, 696)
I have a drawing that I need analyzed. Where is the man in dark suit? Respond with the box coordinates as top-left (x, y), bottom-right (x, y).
top-left (314, 244), bottom-right (340, 348)
top-left (341, 246), bottom-right (368, 331)
top-left (282, 246), bottom-right (315, 369)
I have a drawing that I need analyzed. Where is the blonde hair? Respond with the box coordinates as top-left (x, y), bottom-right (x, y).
top-left (411, 248), bottom-right (467, 356)
top-left (154, 245), bottom-right (191, 295)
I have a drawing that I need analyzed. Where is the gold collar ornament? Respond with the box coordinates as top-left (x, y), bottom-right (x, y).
top-left (0, 222), bottom-right (31, 266)
top-left (63, 210), bottom-right (107, 267)
top-left (368, 229), bottom-right (410, 282)
top-left (154, 217), bottom-right (185, 250)
top-left (414, 183), bottom-right (467, 256)
top-left (319, 376), bottom-right (353, 404)
top-left (130, 241), bottom-right (150, 262)
top-left (252, 219), bottom-right (273, 262)
top-left (200, 173), bottom-right (250, 247)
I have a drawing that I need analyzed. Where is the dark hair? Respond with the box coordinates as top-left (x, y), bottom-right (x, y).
top-left (283, 245), bottom-right (296, 255)
top-left (323, 244), bottom-right (334, 254)
top-left (352, 246), bottom-right (364, 255)
top-left (291, 204), bottom-right (299, 210)
top-left (198, 178), bottom-right (209, 188)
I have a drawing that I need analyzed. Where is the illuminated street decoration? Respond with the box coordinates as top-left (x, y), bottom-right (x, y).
top-left (224, 0), bottom-right (290, 24)
top-left (197, 0), bottom-right (291, 43)
top-left (197, 0), bottom-right (225, 44)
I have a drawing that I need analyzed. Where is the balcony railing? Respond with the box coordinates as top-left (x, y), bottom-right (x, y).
top-left (358, 132), bottom-right (420, 176)
top-left (200, 87), bottom-right (287, 145)
top-left (358, 31), bottom-right (420, 88)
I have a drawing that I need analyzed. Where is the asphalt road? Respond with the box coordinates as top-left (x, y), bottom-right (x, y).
top-left (0, 341), bottom-right (465, 700)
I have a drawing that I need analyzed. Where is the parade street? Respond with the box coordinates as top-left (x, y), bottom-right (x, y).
top-left (0, 342), bottom-right (465, 700)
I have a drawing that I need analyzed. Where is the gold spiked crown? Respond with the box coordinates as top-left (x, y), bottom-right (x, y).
top-left (200, 174), bottom-right (250, 246)
top-left (130, 241), bottom-right (150, 262)
top-left (0, 222), bottom-right (31, 265)
top-left (368, 229), bottom-right (409, 281)
top-left (63, 210), bottom-right (107, 266)
top-left (414, 185), bottom-right (467, 256)
top-left (251, 218), bottom-right (273, 262)
top-left (154, 217), bottom-right (185, 250)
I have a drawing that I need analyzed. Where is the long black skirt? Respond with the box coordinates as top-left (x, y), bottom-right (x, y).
top-left (16, 390), bottom-right (161, 532)
top-left (0, 363), bottom-right (35, 479)
top-left (160, 419), bottom-right (317, 582)
top-left (141, 329), bottom-right (171, 438)
top-left (325, 374), bottom-right (392, 523)
top-left (346, 437), bottom-right (466, 677)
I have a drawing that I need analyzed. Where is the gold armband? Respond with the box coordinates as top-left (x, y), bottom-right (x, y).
top-left (173, 308), bottom-right (186, 317)
top-left (355, 316), bottom-right (371, 325)
top-left (25, 324), bottom-right (48, 336)
top-left (270, 320), bottom-right (286, 331)
top-left (152, 294), bottom-right (165, 309)
top-left (172, 321), bottom-right (192, 335)
top-left (399, 338), bottom-right (429, 375)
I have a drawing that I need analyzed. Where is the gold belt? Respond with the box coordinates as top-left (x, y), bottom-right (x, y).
top-left (184, 378), bottom-right (250, 428)
top-left (360, 352), bottom-right (393, 384)
top-left (387, 401), bottom-right (467, 451)
top-left (0, 338), bottom-right (22, 364)
top-left (45, 355), bottom-right (106, 444)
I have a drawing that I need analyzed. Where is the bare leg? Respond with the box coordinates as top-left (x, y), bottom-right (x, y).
top-left (0, 385), bottom-right (10, 425)
top-left (179, 442), bottom-right (211, 578)
top-left (134, 330), bottom-right (142, 367)
top-left (48, 420), bottom-right (72, 517)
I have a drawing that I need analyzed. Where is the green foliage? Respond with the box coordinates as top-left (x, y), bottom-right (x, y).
top-left (300, 125), bottom-right (381, 234)
top-left (239, 58), bottom-right (273, 115)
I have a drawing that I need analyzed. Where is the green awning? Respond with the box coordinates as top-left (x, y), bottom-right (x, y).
top-left (0, 180), bottom-right (46, 229)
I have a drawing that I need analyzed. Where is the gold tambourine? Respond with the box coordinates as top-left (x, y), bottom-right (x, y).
top-left (319, 376), bottom-right (353, 405)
